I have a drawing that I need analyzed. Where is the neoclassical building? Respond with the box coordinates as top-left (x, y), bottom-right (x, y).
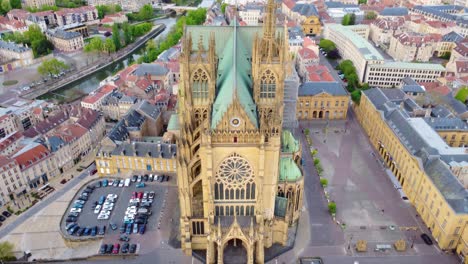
top-left (175, 0), bottom-right (304, 263)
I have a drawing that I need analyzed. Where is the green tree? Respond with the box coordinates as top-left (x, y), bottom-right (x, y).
top-left (361, 83), bottom-right (370, 90)
top-left (10, 0), bottom-right (21, 9)
top-left (342, 13), bottom-right (356, 26)
top-left (358, 0), bottom-right (367, 3)
top-left (319, 39), bottom-right (336, 52)
top-left (112, 24), bottom-right (121, 51)
top-left (38, 58), bottom-right (69, 76)
top-left (122, 22), bottom-right (133, 45)
top-left (138, 4), bottom-right (153, 21)
top-left (115, 4), bottom-right (122, 12)
top-left (320, 178), bottom-right (328, 187)
top-left (365, 11), bottom-right (377, 20)
top-left (0, 241), bottom-right (14, 261)
top-left (351, 90), bottom-right (362, 104)
top-left (104, 38), bottom-right (116, 54)
top-left (96, 5), bottom-right (107, 19)
top-left (1, 0), bottom-right (11, 13)
top-left (84, 37), bottom-right (104, 53)
top-left (455, 86), bottom-right (468, 103)
top-left (221, 3), bottom-right (227, 14)
top-left (31, 38), bottom-right (53, 58)
top-left (24, 24), bottom-right (44, 44)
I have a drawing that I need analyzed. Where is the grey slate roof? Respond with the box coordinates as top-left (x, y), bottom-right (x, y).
top-left (403, 98), bottom-right (422, 112)
top-left (402, 85), bottom-right (425, 93)
top-left (298, 82), bottom-right (347, 96)
top-left (49, 29), bottom-right (81, 40)
top-left (107, 110), bottom-right (145, 143)
top-left (0, 40), bottom-right (31, 53)
top-left (412, 5), bottom-right (468, 27)
top-left (443, 31), bottom-right (464, 43)
top-left (133, 63), bottom-right (169, 76)
top-left (381, 88), bottom-right (406, 102)
top-left (292, 3), bottom-right (318, 17)
top-left (424, 117), bottom-right (468, 131)
top-left (134, 100), bottom-right (161, 120)
top-left (380, 7), bottom-right (408, 16)
top-left (443, 94), bottom-right (468, 115)
top-left (325, 2), bottom-right (358, 8)
top-left (431, 105), bottom-right (454, 118)
top-left (47, 136), bottom-right (66, 152)
top-left (112, 142), bottom-right (176, 159)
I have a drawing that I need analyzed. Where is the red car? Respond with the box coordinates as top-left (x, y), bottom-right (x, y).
top-left (131, 192), bottom-right (137, 199)
top-left (137, 192), bottom-right (143, 199)
top-left (112, 243), bottom-right (120, 254)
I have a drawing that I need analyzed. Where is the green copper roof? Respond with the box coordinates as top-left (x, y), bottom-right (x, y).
top-left (167, 113), bottom-right (179, 131)
top-left (281, 130), bottom-right (299, 153)
top-left (279, 157), bottom-right (302, 181)
top-left (185, 25), bottom-right (285, 130)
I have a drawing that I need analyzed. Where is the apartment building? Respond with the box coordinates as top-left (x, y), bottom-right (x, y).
top-left (23, 0), bottom-right (55, 9)
top-left (424, 117), bottom-right (468, 148)
top-left (0, 40), bottom-right (34, 67)
top-left (296, 82), bottom-right (349, 120)
top-left (369, 17), bottom-right (406, 47)
top-left (238, 3), bottom-right (263, 26)
top-left (354, 88), bottom-right (468, 257)
top-left (101, 92), bottom-right (138, 121)
top-left (46, 29), bottom-right (84, 52)
top-left (324, 24), bottom-right (446, 87)
top-left (55, 6), bottom-right (99, 27)
top-left (0, 156), bottom-right (27, 206)
top-left (81, 84), bottom-right (117, 110)
top-left (388, 32), bottom-right (441, 62)
top-left (88, 0), bottom-right (153, 12)
top-left (411, 5), bottom-right (468, 38)
top-left (13, 144), bottom-right (58, 189)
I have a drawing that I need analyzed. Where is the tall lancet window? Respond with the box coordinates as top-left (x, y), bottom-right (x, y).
top-left (260, 69), bottom-right (276, 98)
top-left (192, 68), bottom-right (209, 98)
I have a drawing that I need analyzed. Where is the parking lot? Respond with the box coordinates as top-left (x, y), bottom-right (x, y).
top-left (61, 174), bottom-right (172, 255)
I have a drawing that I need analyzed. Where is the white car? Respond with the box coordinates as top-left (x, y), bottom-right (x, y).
top-left (118, 180), bottom-right (124, 187)
top-left (124, 178), bottom-right (131, 187)
top-left (99, 211), bottom-right (110, 217)
top-left (104, 202), bottom-right (114, 207)
top-left (103, 205), bottom-right (114, 211)
top-left (97, 214), bottom-right (109, 220)
top-left (107, 194), bottom-right (118, 199)
top-left (70, 208), bottom-right (82, 213)
top-left (94, 205), bottom-right (102, 214)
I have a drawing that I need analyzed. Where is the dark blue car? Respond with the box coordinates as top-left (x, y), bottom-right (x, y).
top-left (125, 224), bottom-right (132, 235)
top-left (98, 195), bottom-right (106, 205)
top-left (139, 224), bottom-right (146, 234)
top-left (91, 226), bottom-right (97, 236)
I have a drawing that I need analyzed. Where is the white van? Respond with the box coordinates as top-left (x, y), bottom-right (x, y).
top-left (124, 178), bottom-right (131, 187)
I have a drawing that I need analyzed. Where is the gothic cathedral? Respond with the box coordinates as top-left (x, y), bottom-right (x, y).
top-left (175, 0), bottom-right (304, 263)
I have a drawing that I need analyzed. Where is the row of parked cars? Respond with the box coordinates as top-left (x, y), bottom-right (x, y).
top-left (66, 224), bottom-right (106, 237)
top-left (119, 191), bottom-right (154, 236)
top-left (67, 184), bottom-right (96, 221)
top-left (131, 174), bottom-right (169, 183)
top-left (99, 243), bottom-right (137, 254)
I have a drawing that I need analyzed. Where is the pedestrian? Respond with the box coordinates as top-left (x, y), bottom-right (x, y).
top-left (381, 209), bottom-right (384, 215)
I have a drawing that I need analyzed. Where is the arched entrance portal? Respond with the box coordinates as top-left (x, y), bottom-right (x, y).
top-left (223, 239), bottom-right (248, 264)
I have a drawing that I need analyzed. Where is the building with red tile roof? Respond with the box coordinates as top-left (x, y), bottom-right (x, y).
top-left (421, 81), bottom-right (451, 96)
top-left (296, 47), bottom-right (319, 79)
top-left (81, 84), bottom-right (116, 110)
top-left (13, 143), bottom-right (58, 189)
top-left (101, 12), bottom-right (128, 25)
top-left (0, 131), bottom-right (23, 156)
top-left (7, 9), bottom-right (30, 22)
top-left (305, 65), bottom-right (335, 82)
top-left (55, 6), bottom-right (99, 27)
top-left (370, 17), bottom-right (406, 46)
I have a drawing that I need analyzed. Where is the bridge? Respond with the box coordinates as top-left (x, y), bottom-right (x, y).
top-left (158, 4), bottom-right (198, 14)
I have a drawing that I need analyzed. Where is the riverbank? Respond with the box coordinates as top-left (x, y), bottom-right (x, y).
top-left (20, 24), bottom-right (166, 100)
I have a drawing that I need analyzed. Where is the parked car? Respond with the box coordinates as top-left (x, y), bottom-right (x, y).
top-left (143, 175), bottom-right (149, 182)
top-left (73, 203), bottom-right (84, 209)
top-left (133, 223), bottom-right (139, 234)
top-left (112, 243), bottom-right (120, 254)
top-left (69, 226), bottom-right (79, 235)
top-left (66, 217), bottom-right (77, 223)
top-left (102, 179), bottom-right (108, 187)
top-left (76, 228), bottom-right (85, 236)
top-left (97, 214), bottom-right (110, 220)
top-left (75, 200), bottom-right (85, 205)
top-left (99, 244), bottom-right (107, 254)
top-left (124, 178), bottom-right (131, 187)
top-left (105, 244), bottom-right (113, 254)
top-left (66, 223), bottom-right (77, 230)
top-left (78, 196), bottom-right (88, 201)
top-left (119, 234), bottom-right (130, 242)
top-left (132, 175), bottom-right (138, 182)
top-left (131, 192), bottom-right (137, 199)
top-left (139, 224), bottom-right (146, 234)
top-left (68, 212), bottom-right (79, 217)
top-left (137, 175), bottom-right (142, 182)
top-left (95, 181), bottom-right (102, 188)
top-left (118, 180), bottom-right (124, 187)
top-left (94, 205), bottom-right (102, 214)
top-left (148, 191), bottom-right (155, 199)
top-left (91, 226), bottom-right (97, 236)
top-left (149, 175), bottom-right (154, 181)
top-left (136, 182), bottom-right (145, 188)
top-left (98, 195), bottom-right (106, 205)
top-left (121, 242), bottom-right (129, 253)
top-left (129, 244), bottom-right (137, 253)
top-left (2, 211), bottom-right (11, 217)
top-left (83, 227), bottom-right (91, 236)
top-left (120, 223), bottom-right (127, 233)
top-left (70, 208), bottom-right (82, 213)
top-left (98, 226), bottom-right (106, 235)
top-left (137, 192), bottom-right (143, 199)
top-left (110, 222), bottom-right (118, 230)
top-left (112, 180), bottom-right (119, 187)
top-left (126, 224), bottom-right (132, 235)
top-left (421, 234), bottom-right (433, 245)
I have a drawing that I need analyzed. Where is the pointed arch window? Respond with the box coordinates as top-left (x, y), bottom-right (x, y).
top-left (192, 68), bottom-right (209, 98)
top-left (260, 70), bottom-right (276, 98)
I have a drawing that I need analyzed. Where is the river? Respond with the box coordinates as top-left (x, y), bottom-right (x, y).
top-left (38, 17), bottom-right (177, 103)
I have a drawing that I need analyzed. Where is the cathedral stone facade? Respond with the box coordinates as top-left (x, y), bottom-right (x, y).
top-left (175, 1), bottom-right (304, 263)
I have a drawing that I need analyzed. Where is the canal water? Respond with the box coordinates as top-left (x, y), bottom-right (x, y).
top-left (38, 17), bottom-right (177, 103)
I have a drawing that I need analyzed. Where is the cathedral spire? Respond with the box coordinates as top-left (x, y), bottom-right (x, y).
top-left (263, 0), bottom-right (276, 40)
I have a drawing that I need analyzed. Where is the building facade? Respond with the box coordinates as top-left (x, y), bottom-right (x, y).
top-left (55, 6), bottom-right (99, 27)
top-left (23, 0), bottom-right (55, 9)
top-left (354, 88), bottom-right (468, 258)
top-left (296, 82), bottom-right (349, 120)
top-left (388, 32), bottom-right (441, 62)
top-left (0, 156), bottom-right (27, 206)
top-left (46, 29), bottom-right (84, 52)
top-left (0, 40), bottom-right (34, 68)
top-left (176, 0), bottom-right (303, 262)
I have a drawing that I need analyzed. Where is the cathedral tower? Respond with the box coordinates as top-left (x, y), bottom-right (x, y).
top-left (175, 1), bottom-right (304, 263)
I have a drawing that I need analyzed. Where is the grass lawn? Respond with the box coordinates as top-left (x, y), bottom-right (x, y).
top-left (455, 87), bottom-right (468, 103)
top-left (2, 80), bottom-right (18, 86)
